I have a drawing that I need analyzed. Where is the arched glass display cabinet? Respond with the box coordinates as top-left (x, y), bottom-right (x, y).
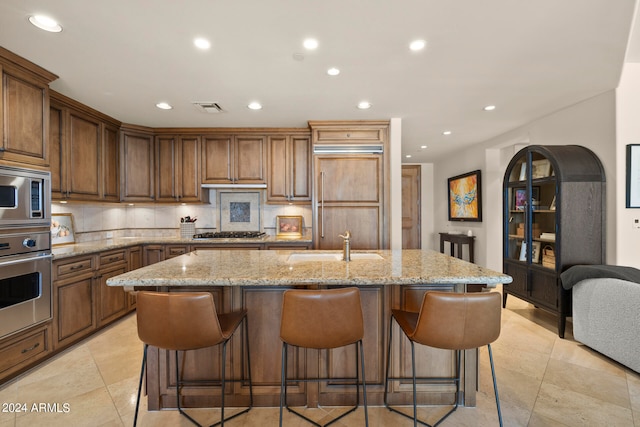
top-left (503, 145), bottom-right (605, 338)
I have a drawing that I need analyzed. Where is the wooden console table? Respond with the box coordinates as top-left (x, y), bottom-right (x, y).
top-left (439, 232), bottom-right (475, 263)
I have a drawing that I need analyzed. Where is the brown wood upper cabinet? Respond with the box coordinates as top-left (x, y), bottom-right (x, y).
top-left (120, 125), bottom-right (155, 201)
top-left (155, 135), bottom-right (203, 203)
top-left (266, 134), bottom-right (311, 204)
top-left (49, 91), bottom-right (121, 201)
top-left (0, 47), bottom-right (57, 168)
top-left (201, 134), bottom-right (266, 184)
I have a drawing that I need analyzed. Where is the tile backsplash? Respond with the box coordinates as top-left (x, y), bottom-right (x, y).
top-left (52, 189), bottom-right (312, 242)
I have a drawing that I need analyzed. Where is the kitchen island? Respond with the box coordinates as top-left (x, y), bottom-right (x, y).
top-left (107, 249), bottom-right (512, 410)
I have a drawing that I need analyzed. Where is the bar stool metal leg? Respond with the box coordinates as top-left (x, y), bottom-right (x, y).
top-left (176, 350), bottom-right (200, 426)
top-left (133, 344), bottom-right (148, 427)
top-left (279, 340), bottom-right (367, 427)
top-left (488, 344), bottom-right (503, 427)
top-left (359, 340), bottom-right (369, 427)
top-left (211, 316), bottom-right (254, 427)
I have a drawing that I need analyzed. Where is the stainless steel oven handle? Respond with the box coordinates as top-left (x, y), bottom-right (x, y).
top-left (0, 253), bottom-right (52, 268)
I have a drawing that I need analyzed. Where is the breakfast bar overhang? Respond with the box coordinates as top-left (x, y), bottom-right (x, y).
top-left (107, 249), bottom-right (512, 411)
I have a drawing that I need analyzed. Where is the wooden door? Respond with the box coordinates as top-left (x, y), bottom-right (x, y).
top-left (201, 135), bottom-right (233, 183)
top-left (316, 156), bottom-right (381, 203)
top-left (155, 135), bottom-right (178, 201)
top-left (49, 104), bottom-right (65, 198)
top-left (178, 136), bottom-right (201, 202)
top-left (97, 265), bottom-right (128, 327)
top-left (54, 275), bottom-right (95, 349)
top-left (267, 135), bottom-right (311, 203)
top-left (68, 112), bottom-right (101, 200)
top-left (234, 135), bottom-right (266, 183)
top-left (402, 165), bottom-right (421, 249)
top-left (120, 129), bottom-right (154, 201)
top-left (1, 71), bottom-right (49, 166)
top-left (102, 125), bottom-right (119, 201)
top-left (290, 136), bottom-right (311, 201)
top-left (317, 206), bottom-right (381, 249)
top-left (267, 136), bottom-right (289, 202)
top-left (143, 245), bottom-right (165, 266)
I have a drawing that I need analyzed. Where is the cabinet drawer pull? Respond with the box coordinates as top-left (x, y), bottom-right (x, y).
top-left (70, 264), bottom-right (85, 270)
top-left (21, 342), bottom-right (40, 354)
top-left (108, 256), bottom-right (120, 262)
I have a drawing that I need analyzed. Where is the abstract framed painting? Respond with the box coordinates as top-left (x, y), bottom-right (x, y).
top-left (447, 170), bottom-right (482, 222)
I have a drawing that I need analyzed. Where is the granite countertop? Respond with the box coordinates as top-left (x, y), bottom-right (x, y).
top-left (51, 233), bottom-right (313, 259)
top-left (106, 249), bottom-right (513, 288)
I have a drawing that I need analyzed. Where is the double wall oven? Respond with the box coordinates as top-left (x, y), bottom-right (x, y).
top-left (0, 165), bottom-right (52, 339)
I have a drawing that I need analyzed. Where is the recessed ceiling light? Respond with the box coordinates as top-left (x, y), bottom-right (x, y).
top-left (443, 131), bottom-right (452, 135)
top-left (483, 105), bottom-right (496, 111)
top-left (357, 101), bottom-right (372, 110)
top-left (406, 154), bottom-right (412, 158)
top-left (194, 38), bottom-right (211, 50)
top-left (247, 102), bottom-right (262, 110)
top-left (327, 67), bottom-right (340, 76)
top-left (421, 145), bottom-right (427, 149)
top-left (409, 39), bottom-right (426, 51)
top-left (28, 15), bottom-right (62, 32)
top-left (156, 102), bottom-right (172, 110)
top-left (303, 38), bottom-right (318, 50)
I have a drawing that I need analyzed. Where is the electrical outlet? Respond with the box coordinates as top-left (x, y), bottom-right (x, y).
top-left (634, 219), bottom-right (640, 229)
top-left (106, 231), bottom-right (113, 238)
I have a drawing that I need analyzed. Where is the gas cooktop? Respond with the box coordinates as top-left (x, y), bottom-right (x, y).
top-left (192, 231), bottom-right (266, 239)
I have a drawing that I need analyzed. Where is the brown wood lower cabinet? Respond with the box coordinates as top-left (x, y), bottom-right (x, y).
top-left (53, 255), bottom-right (96, 349)
top-left (96, 250), bottom-right (128, 327)
top-left (52, 249), bottom-right (134, 352)
top-left (144, 284), bottom-right (464, 409)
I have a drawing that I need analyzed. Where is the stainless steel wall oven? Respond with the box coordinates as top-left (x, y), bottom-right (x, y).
top-left (0, 166), bottom-right (52, 339)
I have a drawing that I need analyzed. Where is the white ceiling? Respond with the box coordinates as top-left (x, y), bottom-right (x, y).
top-left (0, 0), bottom-right (637, 162)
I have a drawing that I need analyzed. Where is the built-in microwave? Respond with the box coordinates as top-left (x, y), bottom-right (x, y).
top-left (0, 165), bottom-right (50, 227)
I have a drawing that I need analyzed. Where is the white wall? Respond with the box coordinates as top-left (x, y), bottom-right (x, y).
top-left (432, 91), bottom-right (618, 270)
top-left (615, 63), bottom-right (640, 268)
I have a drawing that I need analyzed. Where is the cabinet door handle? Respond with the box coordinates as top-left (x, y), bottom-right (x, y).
top-left (21, 342), bottom-right (40, 354)
top-left (320, 171), bottom-right (325, 239)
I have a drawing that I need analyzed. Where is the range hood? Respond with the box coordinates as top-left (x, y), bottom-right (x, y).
top-left (313, 144), bottom-right (383, 154)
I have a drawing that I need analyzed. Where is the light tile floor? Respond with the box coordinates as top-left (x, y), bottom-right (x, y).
top-left (0, 287), bottom-right (638, 426)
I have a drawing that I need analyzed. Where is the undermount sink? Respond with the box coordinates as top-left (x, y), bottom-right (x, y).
top-left (287, 252), bottom-right (383, 262)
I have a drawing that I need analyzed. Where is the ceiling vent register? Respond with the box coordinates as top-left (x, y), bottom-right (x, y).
top-left (192, 102), bottom-right (225, 113)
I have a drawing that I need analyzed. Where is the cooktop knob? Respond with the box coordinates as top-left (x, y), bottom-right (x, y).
top-left (23, 238), bottom-right (37, 248)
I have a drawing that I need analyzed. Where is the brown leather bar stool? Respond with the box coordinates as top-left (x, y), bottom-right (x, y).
top-left (384, 291), bottom-right (503, 427)
top-left (279, 287), bottom-right (368, 427)
top-left (134, 291), bottom-right (252, 427)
